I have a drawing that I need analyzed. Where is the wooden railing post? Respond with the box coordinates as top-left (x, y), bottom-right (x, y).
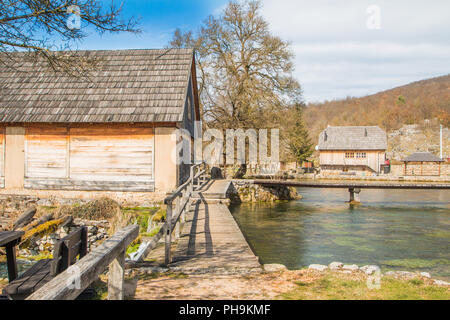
top-left (165, 203), bottom-right (173, 265)
top-left (108, 249), bottom-right (125, 300)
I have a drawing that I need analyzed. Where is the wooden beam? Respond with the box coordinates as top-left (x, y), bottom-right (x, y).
top-left (108, 250), bottom-right (125, 300)
top-left (5, 243), bottom-right (18, 282)
top-left (26, 225), bottom-right (139, 300)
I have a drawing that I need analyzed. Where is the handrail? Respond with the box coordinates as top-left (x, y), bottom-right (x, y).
top-left (129, 162), bottom-right (208, 264)
top-left (163, 162), bottom-right (207, 264)
top-left (26, 225), bottom-right (139, 300)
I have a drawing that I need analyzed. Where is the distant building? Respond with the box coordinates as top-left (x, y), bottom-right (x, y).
top-left (318, 126), bottom-right (387, 176)
top-left (402, 152), bottom-right (445, 176)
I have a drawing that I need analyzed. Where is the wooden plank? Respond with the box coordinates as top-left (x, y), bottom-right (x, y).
top-left (0, 231), bottom-right (24, 247)
top-left (69, 127), bottom-right (154, 183)
top-left (14, 260), bottom-right (52, 296)
top-left (3, 259), bottom-right (52, 296)
top-left (24, 178), bottom-right (155, 192)
top-left (107, 250), bottom-right (125, 300)
top-left (25, 127), bottom-right (68, 179)
top-left (0, 127), bottom-right (4, 184)
top-left (26, 225), bottom-right (139, 300)
top-left (5, 243), bottom-right (18, 282)
top-left (5, 127), bottom-right (25, 189)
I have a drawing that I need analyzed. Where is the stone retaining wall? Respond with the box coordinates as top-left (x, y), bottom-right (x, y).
top-left (228, 180), bottom-right (301, 203)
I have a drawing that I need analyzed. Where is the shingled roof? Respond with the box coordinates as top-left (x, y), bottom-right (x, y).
top-left (318, 126), bottom-right (387, 150)
top-left (0, 48), bottom-right (196, 123)
top-left (403, 152), bottom-right (444, 162)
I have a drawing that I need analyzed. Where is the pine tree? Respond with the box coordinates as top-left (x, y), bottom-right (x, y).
top-left (286, 105), bottom-right (313, 165)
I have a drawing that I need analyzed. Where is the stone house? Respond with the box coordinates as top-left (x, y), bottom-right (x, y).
top-left (0, 49), bottom-right (200, 198)
top-left (318, 126), bottom-right (387, 176)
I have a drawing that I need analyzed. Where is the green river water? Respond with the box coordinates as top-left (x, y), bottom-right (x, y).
top-left (230, 188), bottom-right (450, 280)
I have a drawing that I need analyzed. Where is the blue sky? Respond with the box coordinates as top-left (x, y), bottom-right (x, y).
top-left (78, 0), bottom-right (226, 50)
top-left (76, 0), bottom-right (450, 103)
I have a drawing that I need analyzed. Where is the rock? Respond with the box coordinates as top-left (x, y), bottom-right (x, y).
top-left (433, 279), bottom-right (450, 286)
top-left (329, 262), bottom-right (343, 270)
top-left (263, 264), bottom-right (287, 273)
top-left (308, 264), bottom-right (328, 272)
top-left (342, 264), bottom-right (359, 271)
top-left (360, 265), bottom-right (380, 275)
top-left (420, 272), bottom-right (431, 279)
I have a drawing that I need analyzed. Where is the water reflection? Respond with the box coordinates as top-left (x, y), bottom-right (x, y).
top-left (230, 188), bottom-right (450, 280)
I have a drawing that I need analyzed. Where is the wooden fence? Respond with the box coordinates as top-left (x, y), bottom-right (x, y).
top-left (129, 162), bottom-right (208, 264)
top-left (26, 225), bottom-right (139, 300)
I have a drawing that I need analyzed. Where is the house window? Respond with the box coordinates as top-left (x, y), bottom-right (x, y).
top-left (355, 152), bottom-right (367, 159)
top-left (345, 152), bottom-right (354, 158)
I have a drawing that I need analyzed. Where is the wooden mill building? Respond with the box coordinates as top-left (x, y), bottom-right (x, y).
top-left (318, 126), bottom-right (387, 176)
top-left (0, 49), bottom-right (200, 195)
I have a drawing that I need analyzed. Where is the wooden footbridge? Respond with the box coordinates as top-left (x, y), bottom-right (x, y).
top-left (253, 179), bottom-right (450, 203)
top-left (1, 165), bottom-right (259, 300)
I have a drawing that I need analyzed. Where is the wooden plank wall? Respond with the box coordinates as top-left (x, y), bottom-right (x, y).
top-left (0, 127), bottom-right (4, 188)
top-left (26, 127), bottom-right (68, 178)
top-left (69, 127), bottom-right (153, 182)
top-left (24, 126), bottom-right (155, 192)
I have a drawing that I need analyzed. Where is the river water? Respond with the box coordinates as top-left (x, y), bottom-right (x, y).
top-left (230, 188), bottom-right (450, 280)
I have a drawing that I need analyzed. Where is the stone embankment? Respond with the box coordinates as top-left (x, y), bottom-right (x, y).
top-left (228, 179), bottom-right (301, 203)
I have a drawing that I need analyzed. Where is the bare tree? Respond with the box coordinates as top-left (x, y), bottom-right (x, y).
top-left (170, 0), bottom-right (302, 130)
top-left (170, 1), bottom-right (312, 163)
top-left (0, 0), bottom-right (139, 73)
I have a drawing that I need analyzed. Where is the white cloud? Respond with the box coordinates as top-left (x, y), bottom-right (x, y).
top-left (260, 0), bottom-right (450, 102)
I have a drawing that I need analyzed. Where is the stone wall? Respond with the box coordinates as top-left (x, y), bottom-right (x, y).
top-left (390, 163), bottom-right (449, 177)
top-left (228, 180), bottom-right (301, 203)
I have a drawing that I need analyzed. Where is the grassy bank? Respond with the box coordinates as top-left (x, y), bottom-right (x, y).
top-left (280, 271), bottom-right (449, 300)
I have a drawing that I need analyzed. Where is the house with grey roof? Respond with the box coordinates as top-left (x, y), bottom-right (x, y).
top-left (317, 126), bottom-right (387, 175)
top-left (0, 48), bottom-right (200, 195)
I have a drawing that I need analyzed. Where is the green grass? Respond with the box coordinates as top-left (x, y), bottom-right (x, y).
top-left (280, 273), bottom-right (449, 300)
top-left (426, 231), bottom-right (450, 239)
top-left (17, 253), bottom-right (53, 261)
top-left (141, 226), bottom-right (161, 238)
top-left (122, 207), bottom-right (162, 233)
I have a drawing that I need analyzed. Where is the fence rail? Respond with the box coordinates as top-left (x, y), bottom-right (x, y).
top-left (164, 162), bottom-right (207, 264)
top-left (26, 225), bottom-right (139, 300)
top-left (129, 162), bottom-right (208, 264)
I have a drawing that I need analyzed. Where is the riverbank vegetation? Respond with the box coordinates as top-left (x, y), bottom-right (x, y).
top-left (281, 271), bottom-right (449, 300)
top-left (69, 268), bottom-right (449, 300)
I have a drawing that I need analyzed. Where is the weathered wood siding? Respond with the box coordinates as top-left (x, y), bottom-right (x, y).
top-left (69, 127), bottom-right (153, 181)
top-left (25, 127), bottom-right (68, 178)
top-left (0, 127), bottom-right (4, 188)
top-left (24, 126), bottom-right (155, 192)
top-left (320, 150), bottom-right (385, 173)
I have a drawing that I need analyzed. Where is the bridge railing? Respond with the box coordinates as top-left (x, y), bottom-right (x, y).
top-left (163, 162), bottom-right (207, 264)
top-left (128, 162), bottom-right (208, 264)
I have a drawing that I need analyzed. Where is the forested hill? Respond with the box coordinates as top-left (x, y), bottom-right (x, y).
top-left (304, 74), bottom-right (450, 143)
